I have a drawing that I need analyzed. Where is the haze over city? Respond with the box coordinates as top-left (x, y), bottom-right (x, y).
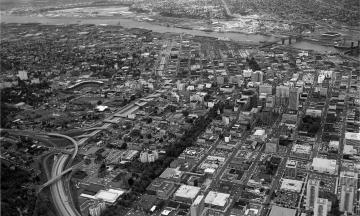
top-left (1, 1), bottom-right (359, 216)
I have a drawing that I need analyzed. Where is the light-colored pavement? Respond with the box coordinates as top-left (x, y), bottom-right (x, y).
top-left (51, 154), bottom-right (81, 216)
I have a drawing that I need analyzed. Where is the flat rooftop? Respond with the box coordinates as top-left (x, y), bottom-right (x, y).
top-left (174, 185), bottom-right (200, 199)
top-left (94, 189), bottom-right (125, 203)
top-left (280, 178), bottom-right (303, 193)
top-left (204, 191), bottom-right (230, 207)
top-left (269, 205), bottom-right (296, 216)
top-left (345, 132), bottom-right (360, 141)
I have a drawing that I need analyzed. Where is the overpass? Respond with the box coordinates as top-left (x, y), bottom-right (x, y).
top-left (51, 155), bottom-right (81, 216)
top-left (37, 161), bottom-right (83, 194)
top-left (1, 128), bottom-right (82, 216)
top-left (1, 92), bottom-right (158, 216)
top-left (1, 129), bottom-right (79, 185)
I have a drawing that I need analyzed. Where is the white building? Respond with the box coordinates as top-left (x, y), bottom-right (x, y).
top-left (243, 69), bottom-right (253, 78)
top-left (251, 71), bottom-right (263, 83)
top-left (204, 191), bottom-right (231, 211)
top-left (306, 109), bottom-right (322, 118)
top-left (219, 85), bottom-right (235, 93)
top-left (280, 178), bottom-right (303, 193)
top-left (311, 158), bottom-right (337, 175)
top-left (251, 129), bottom-right (267, 142)
top-left (140, 150), bottom-right (159, 163)
top-left (174, 185), bottom-right (201, 203)
top-left (329, 140), bottom-right (339, 150)
top-left (18, 70), bottom-right (28, 80)
top-left (94, 189), bottom-right (125, 204)
top-left (344, 132), bottom-right (360, 146)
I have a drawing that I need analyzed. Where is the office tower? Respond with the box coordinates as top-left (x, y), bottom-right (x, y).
top-left (259, 84), bottom-right (273, 95)
top-left (89, 202), bottom-right (106, 216)
top-left (314, 198), bottom-right (328, 216)
top-left (340, 186), bottom-right (354, 214)
top-left (306, 179), bottom-right (320, 210)
top-left (191, 195), bottom-right (205, 216)
top-left (289, 87), bottom-right (300, 111)
top-left (340, 171), bottom-right (358, 187)
top-left (276, 85), bottom-right (290, 98)
top-left (285, 160), bottom-right (298, 178)
top-left (252, 71), bottom-right (264, 83)
top-left (276, 85), bottom-right (290, 107)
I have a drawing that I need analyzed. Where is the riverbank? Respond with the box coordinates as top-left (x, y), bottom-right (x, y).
top-left (0, 13), bottom-right (349, 54)
top-left (0, 14), bottom-right (278, 44)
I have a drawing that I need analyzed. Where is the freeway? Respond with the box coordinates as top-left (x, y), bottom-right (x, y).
top-left (46, 132), bottom-right (78, 168)
top-left (51, 154), bottom-right (81, 216)
top-left (1, 128), bottom-right (81, 216)
top-left (2, 129), bottom-right (57, 148)
top-left (2, 92), bottom-right (169, 216)
top-left (1, 129), bottom-right (78, 163)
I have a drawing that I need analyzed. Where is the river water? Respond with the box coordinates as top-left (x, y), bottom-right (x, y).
top-left (0, 0), bottom-right (341, 53)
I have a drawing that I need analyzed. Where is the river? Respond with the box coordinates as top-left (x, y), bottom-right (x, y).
top-left (1, 13), bottom-right (341, 53)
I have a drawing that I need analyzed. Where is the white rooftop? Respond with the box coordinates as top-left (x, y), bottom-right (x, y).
top-left (292, 144), bottom-right (311, 154)
top-left (345, 132), bottom-right (360, 141)
top-left (280, 178), bottom-right (303, 193)
top-left (329, 140), bottom-right (339, 147)
top-left (286, 160), bottom-right (297, 167)
top-left (160, 167), bottom-right (183, 179)
top-left (95, 105), bottom-right (108, 112)
top-left (174, 185), bottom-right (200, 199)
top-left (254, 129), bottom-right (266, 136)
top-left (95, 189), bottom-right (125, 203)
top-left (312, 157), bottom-right (336, 169)
top-left (204, 191), bottom-right (230, 207)
top-left (343, 145), bottom-right (357, 155)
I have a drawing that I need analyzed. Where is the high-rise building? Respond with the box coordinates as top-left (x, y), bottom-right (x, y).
top-left (340, 186), bottom-right (355, 214)
top-left (89, 202), bottom-right (106, 216)
top-left (275, 85), bottom-right (290, 107)
top-left (285, 160), bottom-right (298, 178)
top-left (340, 171), bottom-right (358, 187)
top-left (266, 95), bottom-right (275, 108)
top-left (276, 85), bottom-right (290, 98)
top-left (252, 71), bottom-right (264, 83)
top-left (191, 195), bottom-right (205, 216)
top-left (89, 205), bottom-right (101, 216)
top-left (259, 84), bottom-right (273, 95)
top-left (289, 87), bottom-right (300, 111)
top-left (306, 179), bottom-right (320, 210)
top-left (259, 93), bottom-right (267, 106)
top-left (140, 150), bottom-right (159, 163)
top-left (314, 198), bottom-right (328, 216)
